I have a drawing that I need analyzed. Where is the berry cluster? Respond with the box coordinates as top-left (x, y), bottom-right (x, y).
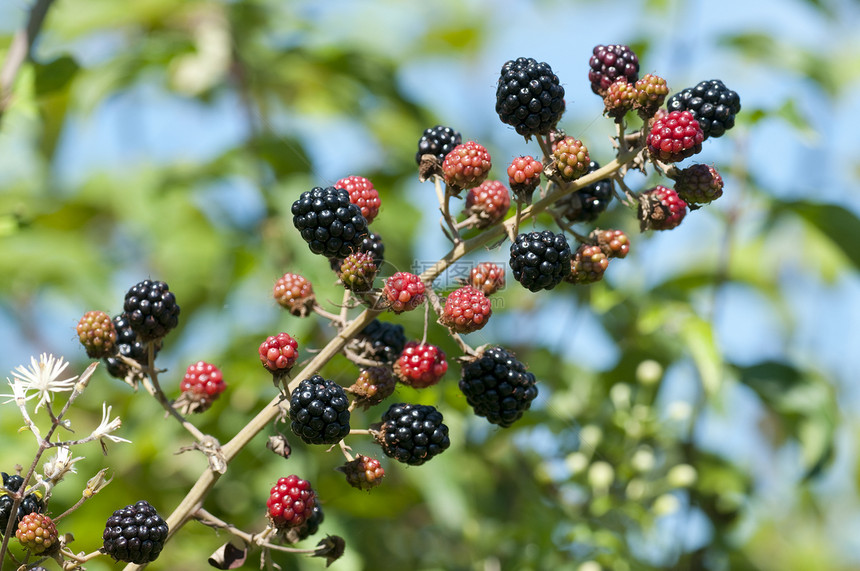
top-left (1, 472), bottom-right (44, 534)
top-left (459, 347), bottom-right (538, 427)
top-left (495, 57), bottom-right (565, 137)
top-left (376, 403), bottom-right (450, 466)
top-left (509, 230), bottom-right (572, 292)
top-left (291, 186), bottom-right (369, 258)
top-left (289, 375), bottom-right (351, 445)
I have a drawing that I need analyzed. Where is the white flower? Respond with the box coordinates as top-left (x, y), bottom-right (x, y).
top-left (43, 446), bottom-right (84, 484)
top-left (92, 403), bottom-right (131, 444)
top-left (3, 353), bottom-right (78, 412)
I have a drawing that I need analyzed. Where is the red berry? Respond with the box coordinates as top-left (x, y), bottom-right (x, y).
top-left (383, 272), bottom-right (426, 313)
top-left (442, 141), bottom-right (492, 191)
top-left (339, 454), bottom-right (385, 491)
top-left (591, 229), bottom-right (630, 259)
top-left (469, 262), bottom-right (506, 296)
top-left (259, 333), bottom-right (299, 373)
top-left (441, 286), bottom-right (492, 334)
top-left (267, 475), bottom-right (316, 528)
top-left (334, 175), bottom-right (381, 223)
top-left (273, 273), bottom-right (315, 317)
top-left (603, 78), bottom-right (637, 119)
top-left (347, 366), bottom-right (396, 409)
top-left (16, 513), bottom-right (58, 555)
top-left (506, 155), bottom-right (543, 202)
top-left (551, 137), bottom-right (590, 181)
top-left (647, 110), bottom-right (704, 163)
top-left (394, 342), bottom-right (448, 388)
top-left (464, 180), bottom-right (511, 228)
top-left (639, 186), bottom-right (687, 231)
top-left (566, 244), bottom-right (610, 284)
top-left (589, 44), bottom-right (640, 95)
top-left (176, 361), bottom-right (226, 413)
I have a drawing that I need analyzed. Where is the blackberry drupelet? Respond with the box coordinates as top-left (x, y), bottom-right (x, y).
top-left (639, 186), bottom-right (688, 231)
top-left (509, 230), bottom-right (572, 292)
top-left (273, 273), bottom-right (315, 317)
top-left (267, 475), bottom-right (316, 529)
top-left (16, 513), bottom-right (58, 555)
top-left (589, 44), bottom-right (639, 95)
top-left (495, 57), bottom-right (565, 137)
top-left (339, 455), bottom-right (385, 491)
top-left (394, 342), bottom-right (448, 388)
top-left (667, 79), bottom-right (741, 139)
top-left (76, 310), bottom-right (117, 358)
top-left (673, 163), bottom-right (724, 205)
top-left (554, 160), bottom-right (614, 223)
top-left (123, 279), bottom-right (180, 342)
top-left (376, 403), bottom-right (450, 466)
top-left (459, 346), bottom-right (538, 427)
top-left (102, 500), bottom-right (168, 564)
top-left (289, 375), bottom-right (351, 445)
top-left (441, 286), bottom-right (492, 334)
top-left (291, 186), bottom-right (369, 258)
top-left (415, 125), bottom-right (462, 164)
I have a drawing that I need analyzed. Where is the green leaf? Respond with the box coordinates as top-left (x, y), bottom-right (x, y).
top-left (774, 200), bottom-right (860, 272)
top-left (34, 55), bottom-right (80, 96)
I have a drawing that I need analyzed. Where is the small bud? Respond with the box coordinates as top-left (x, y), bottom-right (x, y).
top-left (83, 469), bottom-right (112, 498)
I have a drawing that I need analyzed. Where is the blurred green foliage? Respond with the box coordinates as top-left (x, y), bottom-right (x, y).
top-left (1, 0), bottom-right (859, 570)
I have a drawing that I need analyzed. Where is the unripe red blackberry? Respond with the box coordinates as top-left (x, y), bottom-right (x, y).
top-left (289, 375), bottom-right (351, 445)
top-left (383, 272), bottom-right (426, 313)
top-left (507, 155), bottom-right (543, 203)
top-left (394, 342), bottom-right (448, 389)
top-left (102, 500), bottom-right (168, 564)
top-left (291, 186), bottom-right (369, 258)
top-left (267, 475), bottom-right (316, 529)
top-left (673, 164), bottom-right (724, 204)
top-left (441, 286), bottom-right (492, 333)
top-left (16, 513), bottom-right (58, 555)
top-left (647, 110), bottom-right (704, 163)
top-left (416, 125), bottom-right (462, 165)
top-left (589, 44), bottom-right (639, 95)
top-left (639, 186), bottom-right (687, 231)
top-left (495, 57), bottom-right (565, 137)
top-left (591, 229), bottom-right (630, 259)
top-left (339, 454), bottom-right (385, 491)
top-left (468, 262), bottom-right (505, 296)
top-left (566, 244), bottom-right (610, 284)
top-left (176, 361), bottom-right (226, 414)
top-left (459, 346), bottom-right (538, 427)
top-left (509, 230), bottom-right (572, 292)
top-left (667, 79), bottom-right (741, 139)
top-left (554, 160), bottom-right (614, 224)
top-left (338, 251), bottom-right (377, 292)
top-left (273, 273), bottom-right (315, 318)
top-left (259, 333), bottom-right (299, 380)
top-left (77, 310), bottom-right (117, 358)
top-left (442, 141), bottom-right (492, 191)
top-left (334, 175), bottom-right (381, 223)
top-left (347, 367), bottom-right (396, 409)
top-left (552, 137), bottom-right (590, 181)
top-left (464, 180), bottom-right (511, 229)
top-left (347, 319), bottom-right (407, 366)
top-left (123, 279), bottom-right (180, 341)
top-left (634, 73), bottom-right (669, 118)
top-left (375, 403), bottom-right (450, 466)
top-left (603, 79), bottom-right (636, 119)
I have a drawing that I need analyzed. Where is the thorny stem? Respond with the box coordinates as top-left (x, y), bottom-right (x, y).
top-left (338, 440), bottom-right (354, 462)
top-left (122, 143), bottom-right (642, 570)
top-left (194, 509), bottom-right (320, 556)
top-left (434, 176), bottom-right (462, 244)
top-left (311, 303), bottom-right (344, 327)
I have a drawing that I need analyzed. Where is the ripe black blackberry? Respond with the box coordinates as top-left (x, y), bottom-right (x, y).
top-left (1, 473), bottom-right (44, 534)
top-left (291, 187), bottom-right (369, 259)
top-left (348, 319), bottom-right (406, 366)
top-left (103, 313), bottom-right (159, 380)
top-left (667, 79), bottom-right (741, 139)
top-left (289, 375), bottom-right (351, 445)
top-left (123, 279), bottom-right (180, 341)
top-left (509, 230), bottom-right (572, 292)
top-left (375, 403), bottom-right (450, 466)
top-left (415, 125), bottom-right (462, 164)
top-left (101, 500), bottom-right (168, 564)
top-left (495, 57), bottom-right (565, 137)
top-left (459, 346), bottom-right (538, 427)
top-left (554, 160), bottom-right (614, 223)
top-left (589, 44), bottom-right (639, 95)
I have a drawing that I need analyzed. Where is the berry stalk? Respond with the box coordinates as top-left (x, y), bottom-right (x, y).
top-left (121, 144), bottom-right (642, 570)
